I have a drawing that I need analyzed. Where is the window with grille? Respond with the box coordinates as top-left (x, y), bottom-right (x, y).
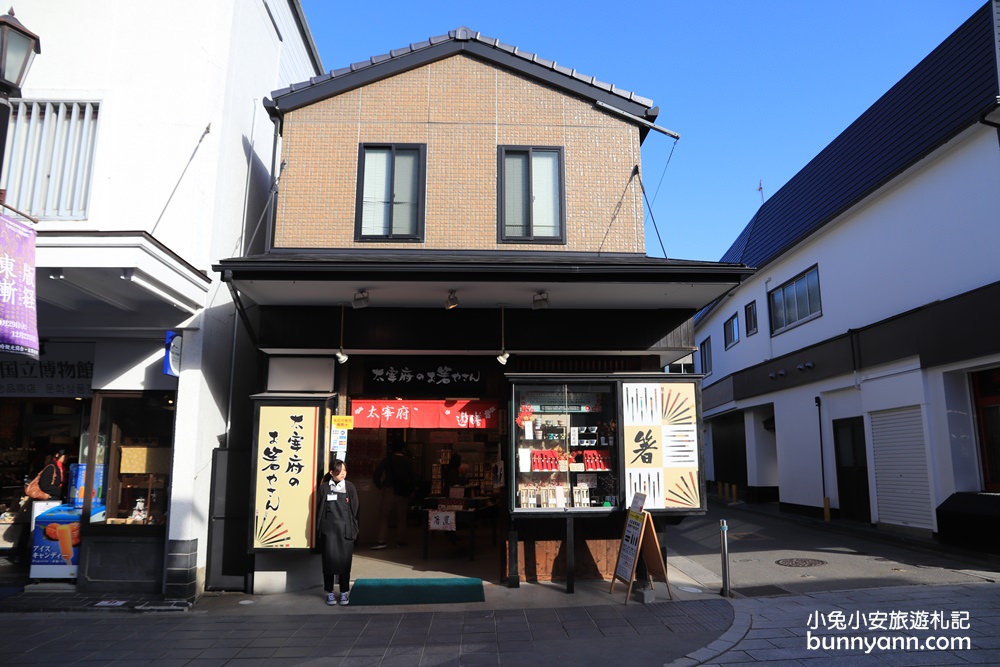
top-left (1, 100), bottom-right (100, 220)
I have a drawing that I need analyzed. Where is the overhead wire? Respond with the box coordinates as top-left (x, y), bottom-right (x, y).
top-left (639, 136), bottom-right (679, 258)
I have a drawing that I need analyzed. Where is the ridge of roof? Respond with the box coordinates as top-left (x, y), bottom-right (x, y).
top-left (267, 25), bottom-right (655, 117)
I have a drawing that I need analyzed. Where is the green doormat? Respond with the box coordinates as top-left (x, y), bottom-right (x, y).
top-left (348, 578), bottom-right (485, 606)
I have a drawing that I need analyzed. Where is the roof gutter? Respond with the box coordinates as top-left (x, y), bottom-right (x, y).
top-left (595, 100), bottom-right (680, 140)
top-left (978, 97), bottom-right (1000, 129)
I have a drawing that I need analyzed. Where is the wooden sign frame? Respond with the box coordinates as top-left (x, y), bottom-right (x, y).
top-left (610, 510), bottom-right (671, 603)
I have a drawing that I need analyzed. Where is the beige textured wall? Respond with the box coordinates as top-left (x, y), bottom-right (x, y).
top-left (274, 54), bottom-right (645, 253)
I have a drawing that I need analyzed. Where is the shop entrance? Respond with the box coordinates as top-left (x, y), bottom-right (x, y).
top-left (345, 424), bottom-right (503, 582)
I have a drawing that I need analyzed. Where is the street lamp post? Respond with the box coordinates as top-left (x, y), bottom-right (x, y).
top-left (0, 7), bottom-right (40, 203)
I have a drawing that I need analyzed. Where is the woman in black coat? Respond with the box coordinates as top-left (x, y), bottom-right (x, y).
top-left (315, 459), bottom-right (359, 606)
top-left (37, 449), bottom-right (67, 500)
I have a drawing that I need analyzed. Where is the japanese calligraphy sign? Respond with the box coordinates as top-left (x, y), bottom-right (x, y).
top-left (428, 510), bottom-right (456, 532)
top-left (351, 399), bottom-right (498, 429)
top-left (622, 381), bottom-right (701, 511)
top-left (0, 214), bottom-right (38, 359)
top-left (253, 404), bottom-right (319, 549)
top-left (363, 360), bottom-right (485, 397)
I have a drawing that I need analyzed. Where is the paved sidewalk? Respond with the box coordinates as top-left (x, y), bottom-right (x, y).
top-left (0, 581), bottom-right (733, 666)
top-left (669, 581), bottom-right (1000, 666)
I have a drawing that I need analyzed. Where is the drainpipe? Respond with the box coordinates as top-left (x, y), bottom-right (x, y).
top-left (814, 396), bottom-right (830, 522)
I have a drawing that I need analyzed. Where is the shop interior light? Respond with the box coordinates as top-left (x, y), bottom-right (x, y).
top-left (532, 291), bottom-right (549, 309)
top-left (352, 290), bottom-right (369, 309)
top-left (336, 305), bottom-right (349, 364)
top-left (496, 305), bottom-right (509, 365)
top-left (445, 290), bottom-right (459, 310)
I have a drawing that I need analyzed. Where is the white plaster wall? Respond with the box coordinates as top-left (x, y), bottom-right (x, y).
top-left (771, 391), bottom-right (827, 506)
top-left (744, 406), bottom-right (778, 487)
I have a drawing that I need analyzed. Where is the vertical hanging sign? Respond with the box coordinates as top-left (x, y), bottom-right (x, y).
top-left (0, 213), bottom-right (38, 359)
top-left (253, 404), bottom-right (319, 549)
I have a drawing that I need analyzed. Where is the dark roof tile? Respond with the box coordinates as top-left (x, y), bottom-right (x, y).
top-left (266, 25), bottom-right (655, 119)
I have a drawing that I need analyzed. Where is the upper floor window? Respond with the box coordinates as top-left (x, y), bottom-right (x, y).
top-left (724, 313), bottom-right (739, 349)
top-left (355, 143), bottom-right (425, 241)
top-left (498, 146), bottom-right (565, 243)
top-left (769, 266), bottom-right (822, 334)
top-left (745, 301), bottom-right (758, 336)
top-left (2, 100), bottom-right (100, 220)
top-left (699, 337), bottom-right (713, 376)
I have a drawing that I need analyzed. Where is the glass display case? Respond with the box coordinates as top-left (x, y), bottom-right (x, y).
top-left (511, 382), bottom-right (619, 512)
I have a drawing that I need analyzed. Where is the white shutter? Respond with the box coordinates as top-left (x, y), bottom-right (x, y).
top-left (870, 406), bottom-right (934, 529)
top-left (2, 101), bottom-right (100, 219)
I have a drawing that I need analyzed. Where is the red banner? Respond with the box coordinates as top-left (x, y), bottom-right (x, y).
top-left (350, 399), bottom-right (499, 429)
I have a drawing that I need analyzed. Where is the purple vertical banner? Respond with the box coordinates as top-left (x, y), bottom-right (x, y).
top-left (0, 213), bottom-right (39, 359)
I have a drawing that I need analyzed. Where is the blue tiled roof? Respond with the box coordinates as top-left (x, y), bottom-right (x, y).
top-left (721, 2), bottom-right (998, 269)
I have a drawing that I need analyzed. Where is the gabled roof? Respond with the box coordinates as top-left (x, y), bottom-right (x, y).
top-left (264, 26), bottom-right (660, 135)
top-left (720, 1), bottom-right (999, 269)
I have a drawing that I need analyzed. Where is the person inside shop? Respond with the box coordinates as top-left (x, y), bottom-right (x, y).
top-left (315, 458), bottom-right (359, 606)
top-left (441, 453), bottom-right (467, 489)
top-left (371, 441), bottom-right (415, 550)
top-left (37, 448), bottom-right (67, 501)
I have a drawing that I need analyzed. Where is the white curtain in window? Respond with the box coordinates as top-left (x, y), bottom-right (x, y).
top-left (504, 153), bottom-right (529, 237)
top-left (361, 148), bottom-right (391, 236)
top-left (531, 151), bottom-right (560, 237)
top-left (392, 149), bottom-right (419, 235)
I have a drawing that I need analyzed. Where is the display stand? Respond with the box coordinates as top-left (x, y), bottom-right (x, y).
top-left (609, 503), bottom-right (671, 603)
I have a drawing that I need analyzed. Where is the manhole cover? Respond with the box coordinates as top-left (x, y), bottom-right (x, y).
top-left (775, 558), bottom-right (827, 567)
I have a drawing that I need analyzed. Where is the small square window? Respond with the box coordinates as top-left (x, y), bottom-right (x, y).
top-left (355, 144), bottom-right (426, 241)
top-left (699, 337), bottom-right (713, 375)
top-left (498, 146), bottom-right (565, 243)
top-left (724, 314), bottom-right (739, 349)
top-left (745, 301), bottom-right (758, 336)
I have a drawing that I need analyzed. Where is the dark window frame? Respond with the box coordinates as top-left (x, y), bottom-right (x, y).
top-left (768, 265), bottom-right (823, 335)
top-left (724, 313), bottom-right (740, 349)
top-left (497, 145), bottom-right (567, 244)
top-left (699, 337), bottom-right (713, 376)
top-left (354, 143), bottom-right (427, 242)
top-left (745, 301), bottom-right (758, 337)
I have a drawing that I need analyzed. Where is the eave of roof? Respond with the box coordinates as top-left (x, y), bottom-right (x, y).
top-left (214, 250), bottom-right (751, 282)
top-left (264, 26), bottom-right (658, 129)
top-left (720, 1), bottom-right (999, 269)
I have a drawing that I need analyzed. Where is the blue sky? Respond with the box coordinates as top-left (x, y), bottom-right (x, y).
top-left (299, 0), bottom-right (985, 262)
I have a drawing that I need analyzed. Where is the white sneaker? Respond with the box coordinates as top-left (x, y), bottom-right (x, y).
top-left (325, 592), bottom-right (337, 606)
top-left (339, 592), bottom-right (350, 606)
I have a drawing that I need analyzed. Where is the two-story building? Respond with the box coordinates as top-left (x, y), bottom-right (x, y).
top-left (694, 1), bottom-right (1000, 551)
top-left (215, 27), bottom-right (752, 593)
top-left (1, 0), bottom-right (321, 599)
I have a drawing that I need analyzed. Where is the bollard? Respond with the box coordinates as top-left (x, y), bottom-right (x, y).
top-left (720, 519), bottom-right (732, 598)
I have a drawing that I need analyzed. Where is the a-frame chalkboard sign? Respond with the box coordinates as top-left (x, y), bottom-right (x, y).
top-left (610, 494), bottom-right (671, 604)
